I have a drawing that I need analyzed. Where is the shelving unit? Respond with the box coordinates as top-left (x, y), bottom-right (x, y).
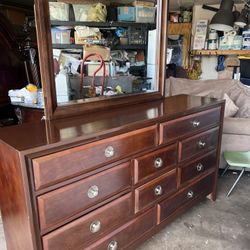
top-left (192, 50), bottom-right (250, 56)
top-left (52, 44), bottom-right (147, 50)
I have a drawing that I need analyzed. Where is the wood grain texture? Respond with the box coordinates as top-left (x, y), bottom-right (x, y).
top-left (37, 162), bottom-right (131, 232)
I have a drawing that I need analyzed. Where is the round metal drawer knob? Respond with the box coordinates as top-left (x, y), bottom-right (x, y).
top-left (90, 220), bottom-right (101, 233)
top-left (192, 120), bottom-right (200, 128)
top-left (196, 163), bottom-right (204, 172)
top-left (187, 190), bottom-right (194, 199)
top-left (87, 185), bottom-right (99, 199)
top-left (154, 157), bottom-right (163, 168)
top-left (108, 240), bottom-right (118, 250)
top-left (198, 140), bottom-right (206, 148)
top-left (105, 146), bottom-right (115, 158)
top-left (154, 185), bottom-right (163, 196)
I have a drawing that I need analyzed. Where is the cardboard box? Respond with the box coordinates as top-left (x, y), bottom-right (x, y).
top-left (83, 45), bottom-right (111, 61)
top-left (193, 20), bottom-right (208, 50)
top-left (85, 62), bottom-right (110, 76)
top-left (74, 32), bottom-right (102, 45)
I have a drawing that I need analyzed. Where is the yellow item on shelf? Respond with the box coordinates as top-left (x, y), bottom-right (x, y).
top-left (26, 84), bottom-right (38, 92)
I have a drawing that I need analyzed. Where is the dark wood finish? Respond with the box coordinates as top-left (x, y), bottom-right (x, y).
top-left (0, 96), bottom-right (225, 250)
top-left (135, 170), bottom-right (177, 213)
top-left (158, 174), bottom-right (214, 224)
top-left (32, 125), bottom-right (157, 190)
top-left (37, 162), bottom-right (131, 232)
top-left (160, 107), bottom-right (221, 144)
top-left (134, 143), bottom-right (177, 184)
top-left (14, 106), bottom-right (44, 124)
top-left (34, 0), bottom-right (168, 120)
top-left (179, 150), bottom-right (217, 185)
top-left (86, 207), bottom-right (156, 250)
top-left (179, 127), bottom-right (220, 162)
top-left (42, 193), bottom-right (133, 250)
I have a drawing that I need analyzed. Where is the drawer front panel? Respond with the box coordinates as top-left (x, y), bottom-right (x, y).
top-left (134, 144), bottom-right (177, 184)
top-left (42, 193), bottom-right (133, 250)
top-left (32, 125), bottom-right (157, 190)
top-left (158, 174), bottom-right (214, 223)
top-left (38, 162), bottom-right (131, 231)
top-left (86, 207), bottom-right (155, 250)
top-left (135, 170), bottom-right (177, 212)
top-left (180, 151), bottom-right (217, 185)
top-left (179, 128), bottom-right (219, 162)
top-left (160, 107), bottom-right (221, 144)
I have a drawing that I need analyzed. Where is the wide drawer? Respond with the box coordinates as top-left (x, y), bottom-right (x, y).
top-left (85, 207), bottom-right (156, 250)
top-left (158, 174), bottom-right (214, 223)
top-left (135, 170), bottom-right (177, 213)
top-left (160, 107), bottom-right (221, 144)
top-left (134, 144), bottom-right (177, 184)
top-left (38, 162), bottom-right (131, 232)
top-left (32, 125), bottom-right (157, 190)
top-left (179, 127), bottom-right (219, 162)
top-left (180, 150), bottom-right (217, 185)
top-left (42, 193), bottom-right (133, 250)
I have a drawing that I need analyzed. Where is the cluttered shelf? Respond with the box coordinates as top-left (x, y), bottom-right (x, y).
top-left (52, 44), bottom-right (147, 50)
top-left (192, 50), bottom-right (250, 56)
top-left (50, 20), bottom-right (156, 29)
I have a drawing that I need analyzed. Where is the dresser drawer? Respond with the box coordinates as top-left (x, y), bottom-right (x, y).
top-left (86, 207), bottom-right (155, 250)
top-left (32, 125), bottom-right (157, 190)
top-left (134, 144), bottom-right (177, 184)
top-left (42, 193), bottom-right (133, 250)
top-left (179, 127), bottom-right (219, 162)
top-left (160, 107), bottom-right (221, 144)
top-left (158, 174), bottom-right (214, 223)
top-left (135, 170), bottom-right (177, 213)
top-left (38, 162), bottom-right (131, 232)
top-left (180, 151), bottom-right (217, 185)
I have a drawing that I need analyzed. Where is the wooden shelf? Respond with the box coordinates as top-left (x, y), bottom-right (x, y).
top-left (51, 21), bottom-right (156, 29)
top-left (192, 50), bottom-right (250, 56)
top-left (52, 44), bottom-right (147, 50)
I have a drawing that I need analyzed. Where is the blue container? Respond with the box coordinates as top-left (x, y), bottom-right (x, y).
top-left (118, 7), bottom-right (136, 22)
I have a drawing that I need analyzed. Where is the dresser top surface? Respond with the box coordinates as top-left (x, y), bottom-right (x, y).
top-left (0, 95), bottom-right (224, 152)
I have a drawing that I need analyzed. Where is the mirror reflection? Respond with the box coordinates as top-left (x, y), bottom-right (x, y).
top-left (49, 0), bottom-right (159, 104)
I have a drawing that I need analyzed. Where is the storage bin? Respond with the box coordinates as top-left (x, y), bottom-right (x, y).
top-left (118, 7), bottom-right (136, 22)
top-left (128, 26), bottom-right (147, 45)
top-left (73, 4), bottom-right (92, 21)
top-left (136, 6), bottom-right (156, 23)
top-left (49, 2), bottom-right (69, 21)
top-left (51, 28), bottom-right (71, 44)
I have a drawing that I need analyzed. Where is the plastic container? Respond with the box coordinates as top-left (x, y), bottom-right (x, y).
top-left (51, 28), bottom-right (71, 44)
top-left (118, 7), bottom-right (136, 22)
top-left (73, 4), bottom-right (92, 21)
top-left (128, 26), bottom-right (147, 45)
top-left (49, 2), bottom-right (69, 21)
top-left (136, 6), bottom-right (156, 23)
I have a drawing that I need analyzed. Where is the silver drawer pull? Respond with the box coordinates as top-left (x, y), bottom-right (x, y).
top-left (198, 140), bottom-right (206, 148)
top-left (187, 190), bottom-right (194, 199)
top-left (90, 220), bottom-right (101, 233)
top-left (87, 185), bottom-right (99, 199)
top-left (196, 163), bottom-right (204, 172)
top-left (108, 240), bottom-right (118, 250)
top-left (154, 157), bottom-right (163, 168)
top-left (154, 185), bottom-right (163, 196)
top-left (192, 120), bottom-right (200, 128)
top-left (104, 146), bottom-right (115, 158)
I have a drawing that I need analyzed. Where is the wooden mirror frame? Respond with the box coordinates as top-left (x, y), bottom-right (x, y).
top-left (34, 0), bottom-right (168, 120)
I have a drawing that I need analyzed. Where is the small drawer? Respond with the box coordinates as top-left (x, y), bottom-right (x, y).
top-left (180, 151), bottom-right (217, 185)
top-left (38, 162), bottom-right (131, 232)
top-left (158, 174), bottom-right (214, 223)
top-left (179, 127), bottom-right (219, 162)
top-left (42, 193), bottom-right (133, 250)
top-left (135, 170), bottom-right (177, 213)
top-left (32, 125), bottom-right (157, 190)
top-left (86, 207), bottom-right (156, 250)
top-left (134, 144), bottom-right (177, 184)
top-left (160, 107), bottom-right (221, 144)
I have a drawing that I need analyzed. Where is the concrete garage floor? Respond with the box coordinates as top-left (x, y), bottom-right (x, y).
top-left (0, 171), bottom-right (249, 250)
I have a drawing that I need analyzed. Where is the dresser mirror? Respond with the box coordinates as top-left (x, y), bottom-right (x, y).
top-left (34, 0), bottom-right (168, 120)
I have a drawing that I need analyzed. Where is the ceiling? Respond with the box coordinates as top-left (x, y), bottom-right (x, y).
top-left (1, 0), bottom-right (245, 10)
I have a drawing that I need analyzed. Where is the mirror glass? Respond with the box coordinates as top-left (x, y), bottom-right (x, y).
top-left (48, 0), bottom-right (159, 105)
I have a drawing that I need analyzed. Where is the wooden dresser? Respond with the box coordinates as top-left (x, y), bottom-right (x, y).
top-left (0, 95), bottom-right (225, 250)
